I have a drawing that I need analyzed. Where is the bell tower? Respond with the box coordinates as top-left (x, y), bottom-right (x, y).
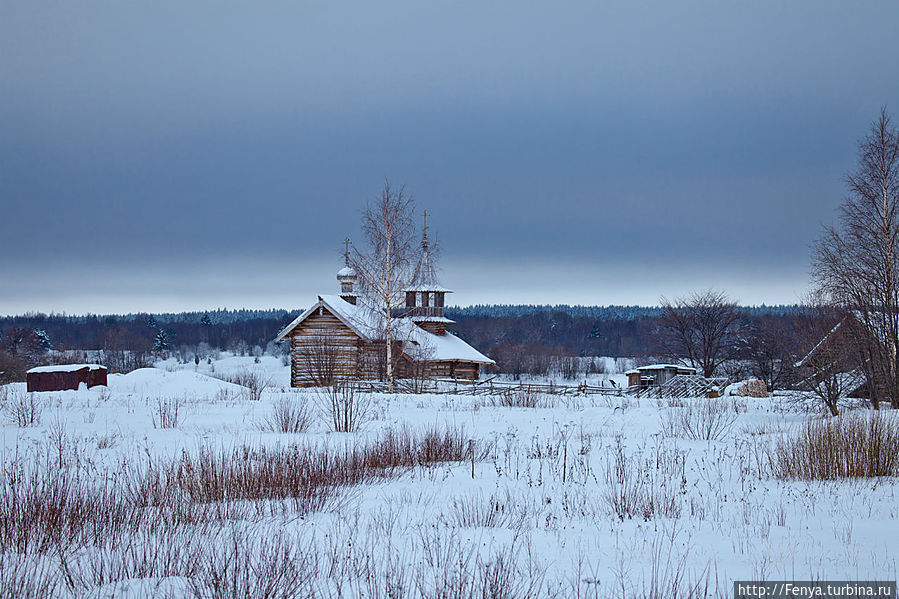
top-left (404, 210), bottom-right (453, 335)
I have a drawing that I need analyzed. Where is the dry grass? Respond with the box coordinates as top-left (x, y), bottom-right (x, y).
top-left (0, 552), bottom-right (61, 599)
top-left (152, 397), bottom-right (181, 429)
top-left (188, 529), bottom-right (315, 598)
top-left (450, 490), bottom-right (527, 529)
top-left (0, 425), bottom-right (477, 559)
top-left (772, 411), bottom-right (899, 479)
top-left (414, 529), bottom-right (547, 599)
top-left (488, 387), bottom-right (552, 408)
top-left (603, 438), bottom-right (685, 521)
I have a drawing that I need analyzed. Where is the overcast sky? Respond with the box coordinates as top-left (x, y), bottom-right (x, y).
top-left (2, 1), bottom-right (898, 314)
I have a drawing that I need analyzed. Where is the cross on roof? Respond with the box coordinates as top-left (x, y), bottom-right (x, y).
top-left (422, 209), bottom-right (429, 238)
top-left (343, 237), bottom-right (351, 265)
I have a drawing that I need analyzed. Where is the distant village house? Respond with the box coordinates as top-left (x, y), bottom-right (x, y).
top-left (625, 364), bottom-right (697, 390)
top-left (26, 364), bottom-right (108, 392)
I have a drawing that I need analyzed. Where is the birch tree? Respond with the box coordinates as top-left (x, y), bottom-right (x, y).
top-left (350, 181), bottom-right (418, 393)
top-left (813, 108), bottom-right (899, 408)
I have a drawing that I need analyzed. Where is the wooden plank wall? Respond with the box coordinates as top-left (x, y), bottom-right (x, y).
top-left (288, 307), bottom-right (484, 386)
top-left (429, 360), bottom-right (480, 380)
top-left (289, 307), bottom-right (361, 387)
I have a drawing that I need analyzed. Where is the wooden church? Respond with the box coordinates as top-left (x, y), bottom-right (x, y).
top-left (275, 219), bottom-right (494, 387)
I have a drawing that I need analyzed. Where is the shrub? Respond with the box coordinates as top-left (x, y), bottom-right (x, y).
top-left (139, 425), bottom-right (474, 511)
top-left (369, 424), bottom-right (475, 467)
top-left (220, 369), bottom-right (270, 401)
top-left (0, 552), bottom-right (60, 598)
top-left (772, 412), bottom-right (899, 479)
top-left (261, 397), bottom-right (313, 434)
top-left (316, 381), bottom-right (371, 432)
top-left (188, 529), bottom-right (314, 598)
top-left (5, 390), bottom-right (42, 427)
top-left (0, 352), bottom-right (27, 384)
top-left (661, 399), bottom-right (737, 441)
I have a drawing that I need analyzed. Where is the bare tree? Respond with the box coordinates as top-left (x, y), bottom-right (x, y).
top-left (403, 337), bottom-right (436, 394)
top-left (745, 317), bottom-right (799, 393)
top-left (660, 289), bottom-right (741, 378)
top-left (813, 108), bottom-right (899, 408)
top-left (795, 305), bottom-right (865, 416)
top-left (350, 181), bottom-right (419, 393)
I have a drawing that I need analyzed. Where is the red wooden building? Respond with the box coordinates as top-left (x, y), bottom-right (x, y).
top-left (26, 364), bottom-right (108, 392)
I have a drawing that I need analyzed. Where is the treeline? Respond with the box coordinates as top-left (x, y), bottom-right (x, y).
top-left (449, 308), bottom-right (806, 381)
top-left (1, 305), bottom-right (804, 358)
top-left (0, 305), bottom-right (809, 384)
top-left (0, 311), bottom-right (299, 354)
top-left (446, 303), bottom-right (801, 320)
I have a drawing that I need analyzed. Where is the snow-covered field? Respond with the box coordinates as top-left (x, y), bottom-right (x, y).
top-left (1, 356), bottom-right (898, 598)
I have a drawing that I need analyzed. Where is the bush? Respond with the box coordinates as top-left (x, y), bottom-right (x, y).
top-left (0, 552), bottom-right (60, 598)
top-left (316, 381), bottom-right (371, 432)
top-left (5, 390), bottom-right (42, 427)
top-left (260, 397), bottom-right (313, 434)
top-left (772, 412), bottom-right (899, 479)
top-left (450, 490), bottom-right (526, 529)
top-left (219, 369), bottom-right (270, 401)
top-left (661, 399), bottom-right (737, 441)
top-left (370, 424), bottom-right (476, 467)
top-left (0, 352), bottom-right (26, 384)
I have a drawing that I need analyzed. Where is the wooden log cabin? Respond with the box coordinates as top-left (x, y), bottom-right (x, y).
top-left (275, 224), bottom-right (494, 387)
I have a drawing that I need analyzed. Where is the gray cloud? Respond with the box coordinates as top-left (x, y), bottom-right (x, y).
top-left (2, 1), bottom-right (898, 313)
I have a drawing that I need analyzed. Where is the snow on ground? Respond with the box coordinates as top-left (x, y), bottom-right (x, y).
top-left (2, 355), bottom-right (898, 597)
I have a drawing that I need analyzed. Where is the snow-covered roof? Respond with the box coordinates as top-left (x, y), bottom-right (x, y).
top-left (27, 364), bottom-right (106, 374)
top-left (410, 326), bottom-right (494, 364)
top-left (795, 320), bottom-right (843, 368)
top-left (275, 295), bottom-right (493, 364)
top-left (337, 266), bottom-right (356, 279)
top-left (624, 364), bottom-right (696, 375)
top-left (405, 285), bottom-right (453, 293)
top-left (410, 315), bottom-right (455, 323)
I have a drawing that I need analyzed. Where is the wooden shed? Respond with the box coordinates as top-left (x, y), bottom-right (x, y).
top-left (26, 364), bottom-right (108, 392)
top-left (625, 364), bottom-right (697, 389)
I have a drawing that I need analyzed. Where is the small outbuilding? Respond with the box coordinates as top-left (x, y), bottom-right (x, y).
top-left (625, 364), bottom-right (697, 389)
top-left (26, 364), bottom-right (108, 392)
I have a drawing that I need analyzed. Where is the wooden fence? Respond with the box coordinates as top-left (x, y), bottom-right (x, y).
top-left (352, 376), bottom-right (625, 397)
top-left (352, 374), bottom-right (729, 398)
